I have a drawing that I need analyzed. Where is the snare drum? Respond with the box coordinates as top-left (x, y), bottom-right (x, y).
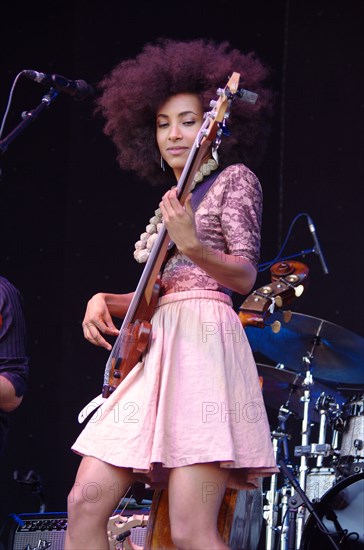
top-left (300, 472), bottom-right (364, 549)
top-left (305, 467), bottom-right (337, 504)
top-left (340, 394), bottom-right (364, 462)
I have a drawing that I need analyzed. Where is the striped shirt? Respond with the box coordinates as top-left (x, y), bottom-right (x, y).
top-left (0, 276), bottom-right (29, 397)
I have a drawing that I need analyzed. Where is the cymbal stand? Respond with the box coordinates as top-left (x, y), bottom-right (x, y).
top-left (292, 328), bottom-right (324, 548)
top-left (264, 404), bottom-right (294, 550)
top-left (264, 433), bottom-right (280, 550)
top-left (277, 406), bottom-right (295, 550)
top-left (278, 483), bottom-right (294, 550)
top-left (294, 353), bottom-right (314, 549)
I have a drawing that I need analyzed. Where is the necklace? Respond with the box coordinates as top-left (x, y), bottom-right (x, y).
top-left (133, 158), bottom-right (218, 263)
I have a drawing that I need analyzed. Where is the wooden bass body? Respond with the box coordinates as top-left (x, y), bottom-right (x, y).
top-left (143, 487), bottom-right (263, 550)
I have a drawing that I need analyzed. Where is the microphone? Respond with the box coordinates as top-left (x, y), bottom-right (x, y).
top-left (307, 216), bottom-right (329, 274)
top-left (22, 70), bottom-right (94, 100)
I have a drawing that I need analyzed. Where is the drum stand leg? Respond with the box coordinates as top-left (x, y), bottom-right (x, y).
top-left (278, 460), bottom-right (340, 550)
top-left (264, 436), bottom-right (279, 550)
top-left (295, 358), bottom-right (313, 549)
top-left (278, 483), bottom-right (293, 550)
top-left (264, 405), bottom-right (293, 550)
top-left (286, 348), bottom-right (335, 549)
top-left (286, 493), bottom-right (301, 550)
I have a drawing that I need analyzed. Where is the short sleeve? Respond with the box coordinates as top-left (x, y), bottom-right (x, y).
top-left (219, 164), bottom-right (262, 269)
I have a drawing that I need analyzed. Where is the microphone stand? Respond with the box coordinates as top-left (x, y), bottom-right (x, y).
top-left (0, 88), bottom-right (59, 155)
top-left (13, 469), bottom-right (47, 513)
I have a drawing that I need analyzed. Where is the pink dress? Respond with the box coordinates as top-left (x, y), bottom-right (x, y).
top-left (71, 163), bottom-right (279, 489)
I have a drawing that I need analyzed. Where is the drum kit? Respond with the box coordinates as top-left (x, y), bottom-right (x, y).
top-left (245, 311), bottom-right (364, 550)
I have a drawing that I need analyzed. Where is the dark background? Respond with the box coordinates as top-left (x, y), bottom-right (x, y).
top-left (0, 0), bottom-right (363, 535)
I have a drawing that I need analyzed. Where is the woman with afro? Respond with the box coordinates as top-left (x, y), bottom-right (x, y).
top-left (65, 37), bottom-right (278, 550)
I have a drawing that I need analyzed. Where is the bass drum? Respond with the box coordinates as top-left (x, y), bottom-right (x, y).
top-left (144, 487), bottom-right (263, 550)
top-left (300, 473), bottom-right (364, 549)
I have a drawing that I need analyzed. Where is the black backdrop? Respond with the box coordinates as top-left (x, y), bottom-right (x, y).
top-left (0, 0), bottom-right (363, 525)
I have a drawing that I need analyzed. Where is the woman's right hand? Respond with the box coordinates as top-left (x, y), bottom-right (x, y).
top-left (82, 292), bottom-right (120, 350)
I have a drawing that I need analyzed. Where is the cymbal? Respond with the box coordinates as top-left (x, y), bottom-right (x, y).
top-left (257, 363), bottom-right (345, 420)
top-left (246, 312), bottom-right (364, 386)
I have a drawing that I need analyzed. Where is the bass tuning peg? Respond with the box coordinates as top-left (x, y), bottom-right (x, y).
top-left (270, 320), bottom-right (281, 333)
top-left (294, 284), bottom-right (304, 297)
top-left (283, 310), bottom-right (292, 323)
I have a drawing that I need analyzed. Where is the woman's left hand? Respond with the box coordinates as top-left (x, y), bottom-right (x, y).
top-left (159, 188), bottom-right (199, 252)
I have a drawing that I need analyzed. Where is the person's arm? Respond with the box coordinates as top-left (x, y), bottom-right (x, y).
top-left (160, 189), bottom-right (257, 295)
top-left (0, 376), bottom-right (23, 413)
top-left (82, 291), bottom-right (134, 350)
top-left (0, 278), bottom-right (29, 412)
top-left (179, 237), bottom-right (257, 295)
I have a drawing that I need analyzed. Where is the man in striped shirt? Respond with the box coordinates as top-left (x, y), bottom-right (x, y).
top-left (0, 276), bottom-right (29, 455)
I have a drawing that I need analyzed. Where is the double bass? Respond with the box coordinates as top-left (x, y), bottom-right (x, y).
top-left (238, 260), bottom-right (309, 332)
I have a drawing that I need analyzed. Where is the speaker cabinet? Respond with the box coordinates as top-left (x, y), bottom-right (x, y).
top-left (2, 510), bottom-right (149, 550)
top-left (4, 512), bottom-right (67, 550)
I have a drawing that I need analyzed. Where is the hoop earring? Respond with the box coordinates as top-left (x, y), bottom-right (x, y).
top-left (160, 156), bottom-right (166, 172)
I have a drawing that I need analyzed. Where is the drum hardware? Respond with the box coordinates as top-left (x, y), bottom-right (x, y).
top-left (336, 457), bottom-right (364, 480)
top-left (276, 404), bottom-right (296, 463)
top-left (263, 441), bottom-right (281, 550)
top-left (256, 364), bottom-right (343, 422)
top-left (286, 331), bottom-right (337, 548)
top-left (294, 442), bottom-right (332, 458)
top-left (278, 460), bottom-right (341, 550)
top-left (295, 387), bottom-right (355, 547)
top-left (264, 473), bottom-right (297, 550)
top-left (294, 393), bottom-right (341, 463)
top-left (256, 363), bottom-right (345, 548)
top-left (250, 313), bottom-right (364, 548)
top-left (315, 394), bottom-right (341, 467)
top-left (278, 483), bottom-right (294, 550)
top-left (328, 405), bottom-right (344, 459)
top-left (286, 490), bottom-right (305, 550)
top-left (275, 408), bottom-right (297, 550)
top-left (295, 353), bottom-right (315, 550)
top-left (264, 404), bottom-right (294, 550)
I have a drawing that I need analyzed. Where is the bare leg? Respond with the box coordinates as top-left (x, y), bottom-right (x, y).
top-left (65, 456), bottom-right (135, 550)
top-left (168, 463), bottom-right (231, 550)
